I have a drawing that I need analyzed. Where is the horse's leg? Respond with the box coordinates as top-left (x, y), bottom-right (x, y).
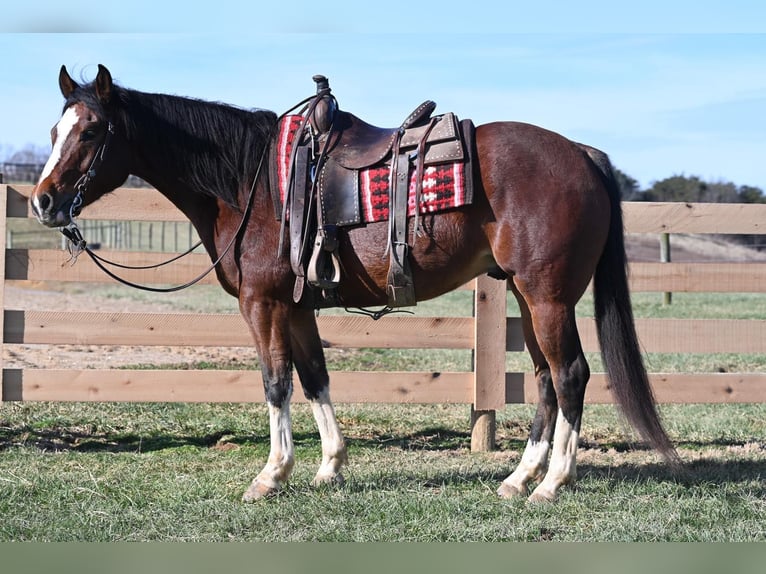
top-left (240, 298), bottom-right (296, 502)
top-left (497, 287), bottom-right (558, 498)
top-left (289, 307), bottom-right (348, 487)
top-left (517, 294), bottom-right (589, 503)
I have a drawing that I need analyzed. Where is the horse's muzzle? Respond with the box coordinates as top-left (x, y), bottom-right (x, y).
top-left (30, 189), bottom-right (74, 227)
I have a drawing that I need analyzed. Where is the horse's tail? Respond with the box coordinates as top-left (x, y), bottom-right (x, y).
top-left (584, 145), bottom-right (680, 467)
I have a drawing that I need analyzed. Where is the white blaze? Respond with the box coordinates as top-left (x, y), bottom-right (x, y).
top-left (38, 107), bottom-right (80, 183)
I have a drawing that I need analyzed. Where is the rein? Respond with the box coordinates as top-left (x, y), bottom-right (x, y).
top-left (59, 142), bottom-right (268, 293)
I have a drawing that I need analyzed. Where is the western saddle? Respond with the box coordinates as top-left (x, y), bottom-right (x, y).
top-left (272, 75), bottom-right (473, 312)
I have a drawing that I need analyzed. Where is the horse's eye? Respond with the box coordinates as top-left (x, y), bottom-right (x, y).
top-left (81, 129), bottom-right (97, 142)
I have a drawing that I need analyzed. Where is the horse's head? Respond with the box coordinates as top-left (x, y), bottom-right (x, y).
top-left (31, 64), bottom-right (130, 227)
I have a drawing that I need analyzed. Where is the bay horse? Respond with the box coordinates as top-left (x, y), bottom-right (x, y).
top-left (30, 64), bottom-right (678, 503)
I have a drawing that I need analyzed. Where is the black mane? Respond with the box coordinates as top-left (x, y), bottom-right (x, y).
top-left (66, 81), bottom-right (277, 208)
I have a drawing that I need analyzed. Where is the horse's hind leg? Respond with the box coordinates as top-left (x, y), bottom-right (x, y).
top-left (497, 287), bottom-right (558, 498)
top-left (530, 300), bottom-right (589, 502)
top-left (290, 308), bottom-right (348, 487)
top-left (502, 284), bottom-right (590, 503)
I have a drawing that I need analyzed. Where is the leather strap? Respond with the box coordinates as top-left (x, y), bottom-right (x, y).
top-left (386, 150), bottom-right (416, 307)
top-left (289, 145), bottom-right (312, 277)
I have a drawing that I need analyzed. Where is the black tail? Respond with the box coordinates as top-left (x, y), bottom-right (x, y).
top-left (587, 149), bottom-right (680, 467)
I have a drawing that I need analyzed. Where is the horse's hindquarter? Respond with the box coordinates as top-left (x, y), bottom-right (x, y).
top-left (475, 121), bottom-right (611, 300)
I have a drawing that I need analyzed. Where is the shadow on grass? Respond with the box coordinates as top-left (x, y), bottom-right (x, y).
top-left (0, 425), bottom-right (482, 454)
top-left (1, 425), bottom-right (763, 495)
top-left (0, 426), bottom-right (267, 453)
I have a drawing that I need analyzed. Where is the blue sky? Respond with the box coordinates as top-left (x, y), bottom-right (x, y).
top-left (1, 2), bottom-right (765, 191)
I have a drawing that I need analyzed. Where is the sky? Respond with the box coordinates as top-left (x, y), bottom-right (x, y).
top-left (1, 2), bottom-right (765, 191)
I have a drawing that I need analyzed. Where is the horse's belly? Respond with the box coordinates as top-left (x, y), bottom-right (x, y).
top-left (336, 214), bottom-right (493, 305)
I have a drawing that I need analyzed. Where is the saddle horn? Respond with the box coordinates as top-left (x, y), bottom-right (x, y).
top-left (309, 74), bottom-right (336, 134)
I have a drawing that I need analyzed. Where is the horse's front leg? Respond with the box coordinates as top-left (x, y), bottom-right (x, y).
top-left (290, 307), bottom-right (347, 487)
top-left (240, 298), bottom-right (296, 502)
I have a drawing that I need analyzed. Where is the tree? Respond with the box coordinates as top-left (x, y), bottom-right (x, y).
top-left (8, 144), bottom-right (49, 165)
top-left (701, 181), bottom-right (739, 203)
top-left (645, 175), bottom-right (707, 202)
top-left (614, 168), bottom-right (643, 200)
top-left (738, 185), bottom-right (765, 204)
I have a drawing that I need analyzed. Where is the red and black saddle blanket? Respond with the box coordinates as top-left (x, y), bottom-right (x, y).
top-left (272, 113), bottom-right (475, 226)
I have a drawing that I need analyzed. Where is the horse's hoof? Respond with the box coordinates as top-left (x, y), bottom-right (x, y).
top-left (527, 489), bottom-right (556, 504)
top-left (311, 472), bottom-right (345, 488)
top-left (497, 482), bottom-right (528, 499)
top-left (241, 479), bottom-right (280, 502)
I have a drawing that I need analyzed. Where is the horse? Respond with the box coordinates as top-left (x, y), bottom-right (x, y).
top-left (30, 64), bottom-right (679, 503)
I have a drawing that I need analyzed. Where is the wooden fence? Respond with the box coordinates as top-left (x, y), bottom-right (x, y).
top-left (2, 184), bottom-right (765, 449)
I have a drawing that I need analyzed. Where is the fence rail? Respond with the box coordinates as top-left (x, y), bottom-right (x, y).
top-left (2, 185), bottom-right (765, 450)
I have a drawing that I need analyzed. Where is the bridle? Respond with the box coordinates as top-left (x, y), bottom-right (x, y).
top-left (68, 121), bottom-right (115, 222)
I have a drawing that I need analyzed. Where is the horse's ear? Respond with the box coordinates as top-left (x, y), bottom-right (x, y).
top-left (95, 64), bottom-right (113, 105)
top-left (59, 65), bottom-right (78, 98)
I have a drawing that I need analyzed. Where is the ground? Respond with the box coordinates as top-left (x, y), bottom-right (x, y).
top-left (3, 233), bottom-right (765, 370)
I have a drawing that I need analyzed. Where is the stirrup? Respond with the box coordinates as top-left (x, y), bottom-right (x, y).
top-left (307, 229), bottom-right (341, 290)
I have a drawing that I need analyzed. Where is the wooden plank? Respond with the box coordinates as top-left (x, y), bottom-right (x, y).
top-left (585, 373), bottom-right (766, 404)
top-left (6, 368), bottom-right (763, 405)
top-left (623, 202), bottom-right (766, 234)
top-left (507, 372), bottom-right (766, 404)
top-left (3, 310), bottom-right (476, 349)
top-left (6, 249), bottom-right (219, 284)
top-left (1, 369), bottom-right (473, 404)
top-left (11, 250), bottom-right (765, 295)
top-left (1, 248), bottom-right (475, 299)
top-left (8, 185), bottom-right (185, 221)
top-left (628, 262), bottom-right (766, 293)
top-left (575, 318), bottom-right (766, 354)
top-left (320, 315), bottom-right (474, 349)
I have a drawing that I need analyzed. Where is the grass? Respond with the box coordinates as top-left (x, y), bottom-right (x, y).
top-left (0, 401), bottom-right (764, 541)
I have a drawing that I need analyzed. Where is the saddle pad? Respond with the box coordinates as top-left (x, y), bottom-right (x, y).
top-left (275, 114), bottom-right (305, 206)
top-left (360, 163), bottom-right (469, 223)
top-left (275, 114), bottom-right (472, 224)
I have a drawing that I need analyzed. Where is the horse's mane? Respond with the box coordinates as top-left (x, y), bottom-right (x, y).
top-left (66, 81), bottom-right (277, 208)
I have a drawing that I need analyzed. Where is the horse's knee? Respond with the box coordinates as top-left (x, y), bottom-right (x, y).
top-left (261, 362), bottom-right (293, 407)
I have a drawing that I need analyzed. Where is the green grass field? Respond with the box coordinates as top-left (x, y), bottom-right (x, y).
top-left (0, 401), bottom-right (764, 541)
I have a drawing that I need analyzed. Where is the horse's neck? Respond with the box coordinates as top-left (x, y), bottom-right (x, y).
top-left (119, 97), bottom-right (272, 256)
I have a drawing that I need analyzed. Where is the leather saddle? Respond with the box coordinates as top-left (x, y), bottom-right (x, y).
top-left (274, 75), bottom-right (473, 311)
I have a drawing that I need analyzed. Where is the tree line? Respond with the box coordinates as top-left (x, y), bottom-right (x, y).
top-left (615, 169), bottom-right (765, 204)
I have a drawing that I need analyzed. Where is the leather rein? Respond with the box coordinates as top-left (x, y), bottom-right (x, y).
top-left (59, 95), bottom-right (318, 293)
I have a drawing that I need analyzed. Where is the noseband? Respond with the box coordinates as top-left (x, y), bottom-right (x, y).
top-left (69, 121), bottom-right (115, 221)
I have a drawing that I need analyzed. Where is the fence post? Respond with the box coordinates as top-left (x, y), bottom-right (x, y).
top-left (0, 185), bottom-right (7, 400)
top-left (471, 274), bottom-right (507, 452)
top-left (660, 232), bottom-right (672, 305)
